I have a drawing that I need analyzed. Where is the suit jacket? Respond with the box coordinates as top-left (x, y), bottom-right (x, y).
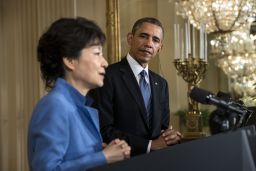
top-left (91, 58), bottom-right (170, 156)
top-left (28, 78), bottom-right (106, 171)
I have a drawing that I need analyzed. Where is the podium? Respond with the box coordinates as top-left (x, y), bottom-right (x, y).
top-left (89, 126), bottom-right (256, 171)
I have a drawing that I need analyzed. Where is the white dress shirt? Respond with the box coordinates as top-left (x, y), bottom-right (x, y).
top-left (126, 53), bottom-right (152, 153)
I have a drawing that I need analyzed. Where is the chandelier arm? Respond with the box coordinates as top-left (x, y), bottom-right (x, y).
top-left (212, 5), bottom-right (221, 32)
top-left (228, 0), bottom-right (244, 31)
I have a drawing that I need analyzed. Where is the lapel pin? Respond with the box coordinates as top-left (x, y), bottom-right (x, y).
top-left (155, 82), bottom-right (158, 85)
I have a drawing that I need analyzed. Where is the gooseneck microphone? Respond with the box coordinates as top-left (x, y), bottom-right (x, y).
top-left (190, 86), bottom-right (247, 115)
top-left (190, 86), bottom-right (254, 131)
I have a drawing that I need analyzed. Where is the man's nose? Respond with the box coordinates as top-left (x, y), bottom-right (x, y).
top-left (144, 38), bottom-right (153, 47)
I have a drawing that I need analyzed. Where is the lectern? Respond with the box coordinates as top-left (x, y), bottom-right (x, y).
top-left (89, 126), bottom-right (256, 171)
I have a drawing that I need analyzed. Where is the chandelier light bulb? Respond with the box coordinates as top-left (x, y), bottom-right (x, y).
top-left (177, 0), bottom-right (256, 33)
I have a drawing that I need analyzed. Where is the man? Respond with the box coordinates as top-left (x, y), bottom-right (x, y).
top-left (92, 17), bottom-right (182, 156)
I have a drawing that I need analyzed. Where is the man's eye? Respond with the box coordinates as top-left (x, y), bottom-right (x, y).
top-left (153, 39), bottom-right (160, 43)
top-left (139, 34), bottom-right (147, 38)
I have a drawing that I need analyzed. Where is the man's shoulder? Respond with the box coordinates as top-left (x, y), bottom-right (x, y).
top-left (149, 70), bottom-right (167, 82)
top-left (108, 61), bottom-right (122, 69)
top-left (106, 58), bottom-right (127, 72)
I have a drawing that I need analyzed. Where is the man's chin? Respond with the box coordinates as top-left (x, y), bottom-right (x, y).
top-left (141, 57), bottom-right (151, 63)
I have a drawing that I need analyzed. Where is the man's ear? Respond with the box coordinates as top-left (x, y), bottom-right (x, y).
top-left (157, 44), bottom-right (163, 53)
top-left (63, 57), bottom-right (75, 71)
top-left (127, 32), bottom-right (133, 45)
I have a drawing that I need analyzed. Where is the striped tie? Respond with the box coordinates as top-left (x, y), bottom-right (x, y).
top-left (139, 70), bottom-right (152, 127)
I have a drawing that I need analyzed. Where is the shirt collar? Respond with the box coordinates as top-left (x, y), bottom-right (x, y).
top-left (54, 78), bottom-right (93, 106)
top-left (126, 53), bottom-right (149, 77)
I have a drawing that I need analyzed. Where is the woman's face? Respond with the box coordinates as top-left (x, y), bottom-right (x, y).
top-left (70, 45), bottom-right (108, 91)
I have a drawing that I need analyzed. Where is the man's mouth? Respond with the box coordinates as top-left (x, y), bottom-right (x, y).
top-left (140, 49), bottom-right (152, 55)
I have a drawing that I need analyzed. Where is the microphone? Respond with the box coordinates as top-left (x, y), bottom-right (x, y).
top-left (190, 86), bottom-right (254, 133)
top-left (190, 86), bottom-right (247, 115)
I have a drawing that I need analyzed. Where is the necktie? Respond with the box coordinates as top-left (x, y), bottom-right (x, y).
top-left (139, 70), bottom-right (151, 126)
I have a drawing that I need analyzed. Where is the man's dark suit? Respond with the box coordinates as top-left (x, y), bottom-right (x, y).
top-left (92, 57), bottom-right (170, 156)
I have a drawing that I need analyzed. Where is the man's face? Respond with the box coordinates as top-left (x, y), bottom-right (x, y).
top-left (127, 22), bottom-right (163, 67)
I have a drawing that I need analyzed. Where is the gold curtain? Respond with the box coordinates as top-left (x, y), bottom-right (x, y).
top-left (106, 0), bottom-right (121, 64)
top-left (0, 0), bottom-right (75, 170)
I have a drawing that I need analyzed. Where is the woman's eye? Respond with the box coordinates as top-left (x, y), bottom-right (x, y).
top-left (94, 52), bottom-right (103, 56)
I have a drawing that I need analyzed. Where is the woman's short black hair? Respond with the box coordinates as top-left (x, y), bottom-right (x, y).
top-left (37, 17), bottom-right (106, 90)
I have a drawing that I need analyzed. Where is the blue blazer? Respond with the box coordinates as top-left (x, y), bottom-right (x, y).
top-left (28, 78), bottom-right (106, 171)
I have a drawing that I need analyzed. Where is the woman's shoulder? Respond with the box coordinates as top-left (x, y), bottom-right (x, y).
top-left (33, 91), bottom-right (75, 118)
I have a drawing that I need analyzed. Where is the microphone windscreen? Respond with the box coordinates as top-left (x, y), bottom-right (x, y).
top-left (190, 86), bottom-right (213, 104)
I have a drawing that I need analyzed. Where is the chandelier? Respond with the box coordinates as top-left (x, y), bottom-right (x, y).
top-left (175, 0), bottom-right (256, 106)
top-left (176, 0), bottom-right (256, 33)
top-left (231, 74), bottom-right (256, 106)
top-left (209, 26), bottom-right (256, 106)
top-left (210, 30), bottom-right (256, 78)
top-left (217, 53), bottom-right (256, 78)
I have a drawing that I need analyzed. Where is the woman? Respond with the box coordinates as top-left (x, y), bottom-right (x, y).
top-left (28, 17), bottom-right (130, 171)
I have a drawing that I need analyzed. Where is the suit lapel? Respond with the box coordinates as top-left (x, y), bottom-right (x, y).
top-left (149, 71), bottom-right (161, 135)
top-left (78, 105), bottom-right (102, 140)
top-left (120, 58), bottom-right (150, 129)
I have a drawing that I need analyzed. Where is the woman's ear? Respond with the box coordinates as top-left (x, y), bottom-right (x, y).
top-left (63, 57), bottom-right (75, 71)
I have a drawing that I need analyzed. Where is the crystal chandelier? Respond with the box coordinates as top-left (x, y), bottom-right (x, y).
top-left (176, 0), bottom-right (256, 33)
top-left (210, 30), bottom-right (256, 78)
top-left (231, 74), bottom-right (256, 106)
top-left (209, 24), bottom-right (256, 106)
top-left (217, 53), bottom-right (256, 78)
top-left (174, 0), bottom-right (256, 106)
